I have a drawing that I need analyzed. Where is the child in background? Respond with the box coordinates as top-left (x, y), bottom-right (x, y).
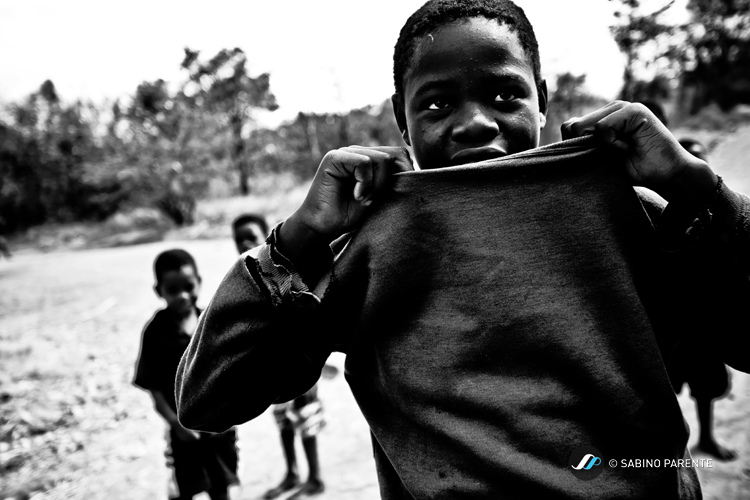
top-left (636, 105), bottom-right (738, 462)
top-left (232, 214), bottom-right (269, 255)
top-left (134, 249), bottom-right (238, 500)
top-left (177, 1), bottom-right (750, 498)
top-left (666, 138), bottom-right (738, 461)
top-left (232, 215), bottom-right (326, 499)
top-left (0, 215), bottom-right (12, 260)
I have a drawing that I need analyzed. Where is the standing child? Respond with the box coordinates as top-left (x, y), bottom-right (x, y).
top-left (0, 215), bottom-right (12, 260)
top-left (634, 107), bottom-right (739, 462)
top-left (666, 139), bottom-right (738, 461)
top-left (232, 215), bottom-right (326, 499)
top-left (134, 249), bottom-right (239, 500)
top-left (177, 1), bottom-right (750, 498)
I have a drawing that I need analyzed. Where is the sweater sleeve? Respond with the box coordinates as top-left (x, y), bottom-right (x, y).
top-left (705, 178), bottom-right (750, 271)
top-left (668, 179), bottom-right (750, 372)
top-left (175, 224), bottom-right (334, 433)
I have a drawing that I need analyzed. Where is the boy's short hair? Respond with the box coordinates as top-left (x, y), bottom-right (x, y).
top-left (154, 249), bottom-right (198, 285)
top-left (232, 213), bottom-right (269, 236)
top-left (393, 0), bottom-right (543, 97)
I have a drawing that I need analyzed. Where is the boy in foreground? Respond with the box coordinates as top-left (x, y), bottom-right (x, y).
top-left (134, 249), bottom-right (238, 500)
top-left (232, 215), bottom-right (326, 499)
top-left (177, 1), bottom-right (750, 498)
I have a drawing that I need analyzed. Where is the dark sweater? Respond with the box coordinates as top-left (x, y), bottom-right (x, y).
top-left (176, 138), bottom-right (750, 499)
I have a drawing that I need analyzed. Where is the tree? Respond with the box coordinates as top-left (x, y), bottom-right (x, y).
top-left (543, 73), bottom-right (606, 144)
top-left (0, 80), bottom-right (123, 230)
top-left (609, 0), bottom-right (750, 113)
top-left (550, 73), bottom-right (602, 118)
top-left (180, 48), bottom-right (278, 195)
top-left (110, 78), bottom-right (231, 225)
top-left (681, 0), bottom-right (750, 111)
top-left (609, 0), bottom-right (678, 101)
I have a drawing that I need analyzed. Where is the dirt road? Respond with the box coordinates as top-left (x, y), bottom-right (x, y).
top-left (2, 127), bottom-right (750, 499)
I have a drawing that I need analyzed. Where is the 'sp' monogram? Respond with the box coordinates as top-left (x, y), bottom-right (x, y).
top-left (571, 453), bottom-right (602, 470)
top-left (568, 446), bottom-right (605, 480)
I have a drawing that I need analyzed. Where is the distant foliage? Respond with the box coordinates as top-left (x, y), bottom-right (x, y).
top-left (250, 102), bottom-right (403, 178)
top-left (609, 0), bottom-right (750, 113)
top-left (609, 0), bottom-right (678, 102)
top-left (0, 81), bottom-right (126, 232)
top-left (0, 52), bottom-right (404, 234)
top-left (682, 0), bottom-right (750, 111)
top-left (180, 48), bottom-right (278, 196)
top-left (543, 73), bottom-right (607, 144)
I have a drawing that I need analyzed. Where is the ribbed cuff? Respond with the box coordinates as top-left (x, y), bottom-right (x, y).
top-left (657, 176), bottom-right (728, 251)
top-left (246, 223), bottom-right (331, 308)
top-left (706, 177), bottom-right (750, 246)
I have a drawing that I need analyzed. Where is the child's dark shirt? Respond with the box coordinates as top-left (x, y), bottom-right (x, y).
top-left (135, 307), bottom-right (239, 498)
top-left (134, 308), bottom-right (194, 409)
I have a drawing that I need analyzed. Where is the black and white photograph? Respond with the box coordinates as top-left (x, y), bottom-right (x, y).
top-left (1, 0), bottom-right (749, 499)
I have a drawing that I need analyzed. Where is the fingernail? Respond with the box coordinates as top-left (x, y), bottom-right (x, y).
top-left (363, 199), bottom-right (372, 207)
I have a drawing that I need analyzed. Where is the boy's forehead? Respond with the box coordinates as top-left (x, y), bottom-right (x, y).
top-left (405, 18), bottom-right (531, 90)
top-left (162, 265), bottom-right (198, 282)
top-left (235, 222), bottom-right (263, 236)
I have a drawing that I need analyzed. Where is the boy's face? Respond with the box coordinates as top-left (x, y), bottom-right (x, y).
top-left (394, 17), bottom-right (547, 170)
top-left (155, 265), bottom-right (201, 316)
top-left (234, 222), bottom-right (266, 254)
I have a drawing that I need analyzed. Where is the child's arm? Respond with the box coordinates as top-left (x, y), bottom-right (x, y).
top-left (561, 101), bottom-right (718, 206)
top-left (278, 146), bottom-right (413, 283)
top-left (149, 389), bottom-right (200, 441)
top-left (176, 146), bottom-right (413, 432)
top-left (563, 101), bottom-right (750, 370)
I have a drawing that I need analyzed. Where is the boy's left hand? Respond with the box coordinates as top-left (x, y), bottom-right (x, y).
top-left (561, 101), bottom-right (718, 205)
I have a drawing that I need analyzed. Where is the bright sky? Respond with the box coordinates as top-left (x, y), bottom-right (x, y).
top-left (0, 0), bottom-right (677, 128)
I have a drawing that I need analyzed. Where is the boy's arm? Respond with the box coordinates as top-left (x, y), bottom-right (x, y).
top-left (176, 147), bottom-right (412, 433)
top-left (279, 146), bottom-right (413, 283)
top-left (562, 101), bottom-right (718, 207)
top-left (175, 226), bottom-right (337, 433)
top-left (149, 389), bottom-right (200, 441)
top-left (564, 101), bottom-right (750, 370)
top-left (682, 179), bottom-right (750, 372)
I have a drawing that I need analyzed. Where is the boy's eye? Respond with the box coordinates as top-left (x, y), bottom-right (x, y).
top-left (495, 92), bottom-right (516, 102)
top-left (427, 100), bottom-right (451, 110)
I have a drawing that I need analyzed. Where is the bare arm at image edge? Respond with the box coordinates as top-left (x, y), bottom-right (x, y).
top-left (175, 224), bottom-right (334, 433)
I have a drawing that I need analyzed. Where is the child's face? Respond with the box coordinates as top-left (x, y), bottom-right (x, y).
top-left (234, 222), bottom-right (266, 254)
top-left (394, 17), bottom-right (547, 170)
top-left (155, 265), bottom-right (201, 316)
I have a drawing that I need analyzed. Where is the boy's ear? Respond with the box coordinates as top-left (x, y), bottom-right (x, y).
top-left (538, 79), bottom-right (549, 131)
top-left (391, 93), bottom-right (411, 146)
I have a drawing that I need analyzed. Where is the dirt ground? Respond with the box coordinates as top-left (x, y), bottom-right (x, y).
top-left (2, 126), bottom-right (750, 499)
top-left (0, 239), bottom-right (382, 500)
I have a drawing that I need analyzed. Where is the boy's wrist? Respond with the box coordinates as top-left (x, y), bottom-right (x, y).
top-left (277, 214), bottom-right (333, 286)
top-left (278, 213), bottom-right (330, 255)
top-left (662, 157), bottom-right (718, 206)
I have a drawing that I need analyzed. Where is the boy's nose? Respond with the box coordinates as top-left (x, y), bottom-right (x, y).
top-left (452, 104), bottom-right (499, 143)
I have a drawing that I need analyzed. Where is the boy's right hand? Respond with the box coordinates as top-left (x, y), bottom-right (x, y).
top-left (279, 146), bottom-right (413, 282)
